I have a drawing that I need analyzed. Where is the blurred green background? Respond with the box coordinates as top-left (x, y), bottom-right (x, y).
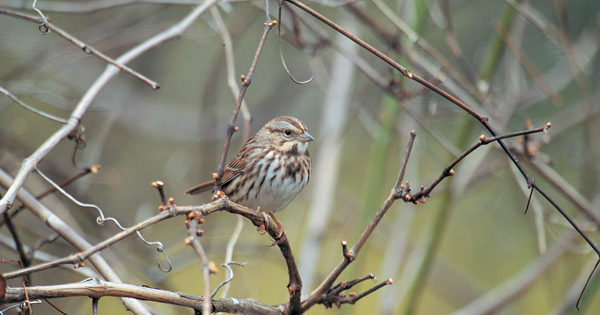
top-left (1, 0), bottom-right (599, 314)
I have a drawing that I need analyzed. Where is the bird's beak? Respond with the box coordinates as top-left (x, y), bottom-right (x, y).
top-left (298, 130), bottom-right (314, 143)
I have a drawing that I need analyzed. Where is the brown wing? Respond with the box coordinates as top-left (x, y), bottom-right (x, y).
top-left (184, 151), bottom-right (247, 195)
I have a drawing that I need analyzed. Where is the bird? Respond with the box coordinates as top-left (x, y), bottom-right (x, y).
top-left (185, 116), bottom-right (313, 240)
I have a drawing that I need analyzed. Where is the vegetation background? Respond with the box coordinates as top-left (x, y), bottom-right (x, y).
top-left (1, 0), bottom-right (599, 314)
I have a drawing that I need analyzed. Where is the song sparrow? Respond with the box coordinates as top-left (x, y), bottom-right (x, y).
top-left (185, 116), bottom-right (313, 234)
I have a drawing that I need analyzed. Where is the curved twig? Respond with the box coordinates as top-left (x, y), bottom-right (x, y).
top-left (277, 0), bottom-right (313, 84)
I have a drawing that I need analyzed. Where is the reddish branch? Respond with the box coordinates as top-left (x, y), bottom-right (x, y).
top-left (186, 216), bottom-right (212, 315)
top-left (0, 9), bottom-right (159, 89)
top-left (283, 0), bottom-right (600, 308)
top-left (215, 20), bottom-right (278, 188)
top-left (299, 131), bottom-right (416, 311)
top-left (193, 199), bottom-right (303, 314)
top-left (403, 124), bottom-right (551, 204)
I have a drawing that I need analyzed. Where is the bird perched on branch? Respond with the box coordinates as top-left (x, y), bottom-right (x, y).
top-left (185, 116), bottom-right (313, 239)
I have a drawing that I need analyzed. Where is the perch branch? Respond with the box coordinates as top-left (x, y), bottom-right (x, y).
top-left (3, 279), bottom-right (282, 315)
top-left (191, 199), bottom-right (303, 313)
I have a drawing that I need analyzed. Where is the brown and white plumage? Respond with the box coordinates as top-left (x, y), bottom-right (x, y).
top-left (185, 116), bottom-right (313, 214)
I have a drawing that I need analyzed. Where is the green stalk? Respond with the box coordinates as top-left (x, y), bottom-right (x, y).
top-left (479, 0), bottom-right (523, 82)
top-left (402, 116), bottom-right (474, 314)
top-left (359, 96), bottom-right (401, 224)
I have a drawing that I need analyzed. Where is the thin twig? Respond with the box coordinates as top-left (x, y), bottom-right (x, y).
top-left (0, 9), bottom-right (159, 89)
top-left (32, 0), bottom-right (50, 34)
top-left (492, 23), bottom-right (562, 106)
top-left (2, 205), bottom-right (175, 280)
top-left (35, 169), bottom-right (172, 272)
top-left (212, 261), bottom-right (245, 298)
top-left (0, 86), bottom-right (68, 123)
top-left (392, 131), bottom-right (417, 196)
top-left (186, 217), bottom-right (212, 315)
top-left (405, 124), bottom-right (550, 203)
top-left (0, 165), bottom-right (100, 227)
top-left (0, 0), bottom-right (218, 222)
top-left (278, 0), bottom-right (313, 84)
top-left (284, 3), bottom-right (600, 298)
top-left (0, 168), bottom-right (152, 314)
top-left (301, 131), bottom-right (416, 311)
top-left (214, 20), bottom-right (277, 188)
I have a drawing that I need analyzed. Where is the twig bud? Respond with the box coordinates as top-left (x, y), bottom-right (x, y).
top-left (240, 74), bottom-right (249, 85)
top-left (151, 181), bottom-right (164, 188)
top-left (208, 261), bottom-right (219, 274)
top-left (90, 164), bottom-right (101, 174)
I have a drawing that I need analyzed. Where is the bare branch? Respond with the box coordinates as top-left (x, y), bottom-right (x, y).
top-left (186, 216), bottom-right (212, 315)
top-left (0, 168), bottom-right (151, 314)
top-left (215, 19), bottom-right (277, 188)
top-left (0, 9), bottom-right (159, 89)
top-left (0, 0), bottom-right (218, 219)
top-left (0, 86), bottom-right (68, 124)
top-left (301, 131), bottom-right (414, 311)
top-left (3, 279), bottom-right (282, 315)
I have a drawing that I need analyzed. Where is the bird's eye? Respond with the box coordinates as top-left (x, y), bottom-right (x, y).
top-left (284, 129), bottom-right (292, 137)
